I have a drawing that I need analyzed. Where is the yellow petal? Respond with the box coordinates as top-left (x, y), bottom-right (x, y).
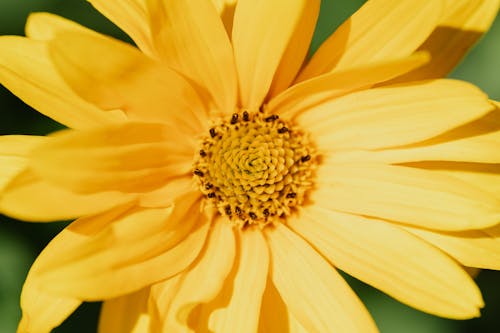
top-left (37, 192), bottom-right (209, 300)
top-left (266, 0), bottom-right (320, 98)
top-left (26, 12), bottom-right (103, 41)
top-left (149, 276), bottom-right (184, 333)
top-left (257, 281), bottom-right (290, 333)
top-left (211, 0), bottom-right (238, 35)
top-left (209, 227), bottom-right (268, 333)
top-left (290, 207), bottom-right (484, 319)
top-left (1, 170), bottom-right (135, 222)
top-left (269, 52), bottom-right (430, 120)
top-left (314, 163), bottom-right (500, 231)
top-left (265, 224), bottom-right (378, 333)
top-left (434, 168), bottom-right (500, 198)
top-left (98, 288), bottom-right (151, 333)
top-left (405, 225), bottom-right (500, 270)
top-left (154, 219), bottom-right (236, 333)
top-left (298, 0), bottom-right (442, 81)
top-left (17, 204), bottom-right (128, 333)
top-left (257, 281), bottom-right (309, 333)
top-left (326, 106), bottom-right (500, 164)
top-left (0, 36), bottom-right (124, 129)
top-left (146, 0), bottom-right (237, 114)
top-left (301, 79), bottom-right (492, 151)
top-left (48, 29), bottom-right (207, 130)
top-left (0, 135), bottom-right (45, 192)
top-left (30, 122), bottom-right (194, 194)
top-left (232, 0), bottom-right (313, 109)
top-left (87, 0), bottom-right (156, 57)
top-left (390, 0), bottom-right (500, 82)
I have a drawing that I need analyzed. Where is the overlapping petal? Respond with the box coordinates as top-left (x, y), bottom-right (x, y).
top-left (98, 288), bottom-right (151, 333)
top-left (151, 219), bottom-right (236, 333)
top-left (298, 0), bottom-right (442, 81)
top-left (405, 225), bottom-right (500, 270)
top-left (17, 204), bottom-right (132, 333)
top-left (299, 79), bottom-right (493, 151)
top-left (265, 224), bottom-right (378, 333)
top-left (146, 0), bottom-right (237, 115)
top-left (0, 135), bottom-right (45, 192)
top-left (290, 207), bottom-right (484, 318)
top-left (232, 0), bottom-right (314, 109)
top-left (30, 122), bottom-right (194, 194)
top-left (208, 228), bottom-right (268, 333)
top-left (313, 163), bottom-right (500, 230)
top-left (36, 192), bottom-right (208, 300)
top-left (390, 0), bottom-right (500, 82)
top-left (269, 52), bottom-right (429, 119)
top-left (47, 28), bottom-right (207, 130)
top-left (0, 36), bottom-right (124, 129)
top-left (87, 0), bottom-right (156, 57)
top-left (0, 170), bottom-right (136, 222)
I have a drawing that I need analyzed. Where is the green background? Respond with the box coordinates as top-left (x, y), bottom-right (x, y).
top-left (0, 0), bottom-right (499, 332)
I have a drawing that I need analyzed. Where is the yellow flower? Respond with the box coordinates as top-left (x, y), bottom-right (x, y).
top-left (1, 0), bottom-right (499, 332)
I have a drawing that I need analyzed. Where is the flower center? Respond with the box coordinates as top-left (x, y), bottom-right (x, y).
top-left (193, 110), bottom-right (317, 228)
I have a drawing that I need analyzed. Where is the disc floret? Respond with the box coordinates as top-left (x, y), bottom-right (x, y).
top-left (194, 110), bottom-right (316, 227)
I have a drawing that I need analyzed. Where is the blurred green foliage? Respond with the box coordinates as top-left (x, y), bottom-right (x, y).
top-left (0, 0), bottom-right (499, 332)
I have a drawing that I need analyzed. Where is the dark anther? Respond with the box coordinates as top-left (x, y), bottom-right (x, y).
top-left (286, 192), bottom-right (297, 198)
top-left (277, 127), bottom-right (288, 134)
top-left (209, 128), bottom-right (217, 138)
top-left (207, 192), bottom-right (216, 198)
top-left (199, 149), bottom-right (207, 157)
top-left (265, 114), bottom-right (279, 122)
top-left (225, 205), bottom-right (232, 216)
top-left (194, 169), bottom-right (204, 177)
top-left (231, 113), bottom-right (239, 124)
top-left (301, 155), bottom-right (311, 162)
top-left (243, 111), bottom-right (250, 121)
top-left (205, 183), bottom-right (213, 190)
top-left (249, 212), bottom-right (257, 220)
top-left (259, 105), bottom-right (265, 113)
top-left (235, 206), bottom-right (242, 215)
top-left (263, 208), bottom-right (270, 217)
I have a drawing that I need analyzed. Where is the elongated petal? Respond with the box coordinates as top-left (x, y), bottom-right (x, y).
top-left (146, 0), bottom-right (237, 114)
top-left (391, 0), bottom-right (500, 82)
top-left (232, 0), bottom-right (312, 109)
top-left (314, 163), bottom-right (500, 230)
top-left (290, 208), bottom-right (484, 319)
top-left (265, 224), bottom-right (378, 332)
top-left (153, 219), bottom-right (235, 333)
top-left (0, 135), bottom-right (45, 192)
top-left (298, 0), bottom-right (442, 81)
top-left (209, 228), bottom-right (268, 333)
top-left (98, 288), bottom-right (151, 333)
top-left (267, 0), bottom-right (320, 98)
top-left (0, 36), bottom-right (124, 129)
top-left (37, 192), bottom-right (209, 300)
top-left (87, 0), bottom-right (156, 57)
top-left (1, 170), bottom-right (135, 222)
top-left (434, 168), bottom-right (500, 198)
top-left (405, 225), bottom-right (500, 270)
top-left (30, 122), bottom-right (194, 194)
top-left (26, 12), bottom-right (101, 41)
top-left (257, 281), bottom-right (309, 333)
top-left (148, 276), bottom-right (183, 333)
top-left (211, 0), bottom-right (238, 34)
top-left (269, 52), bottom-right (429, 119)
top-left (300, 80), bottom-right (492, 150)
top-left (17, 204), bottom-right (132, 333)
top-left (48, 29), bottom-right (207, 130)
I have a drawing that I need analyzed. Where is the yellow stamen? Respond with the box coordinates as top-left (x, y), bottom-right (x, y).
top-left (194, 110), bottom-right (317, 227)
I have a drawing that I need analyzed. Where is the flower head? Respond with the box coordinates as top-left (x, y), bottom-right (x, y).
top-left (1, 0), bottom-right (499, 332)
